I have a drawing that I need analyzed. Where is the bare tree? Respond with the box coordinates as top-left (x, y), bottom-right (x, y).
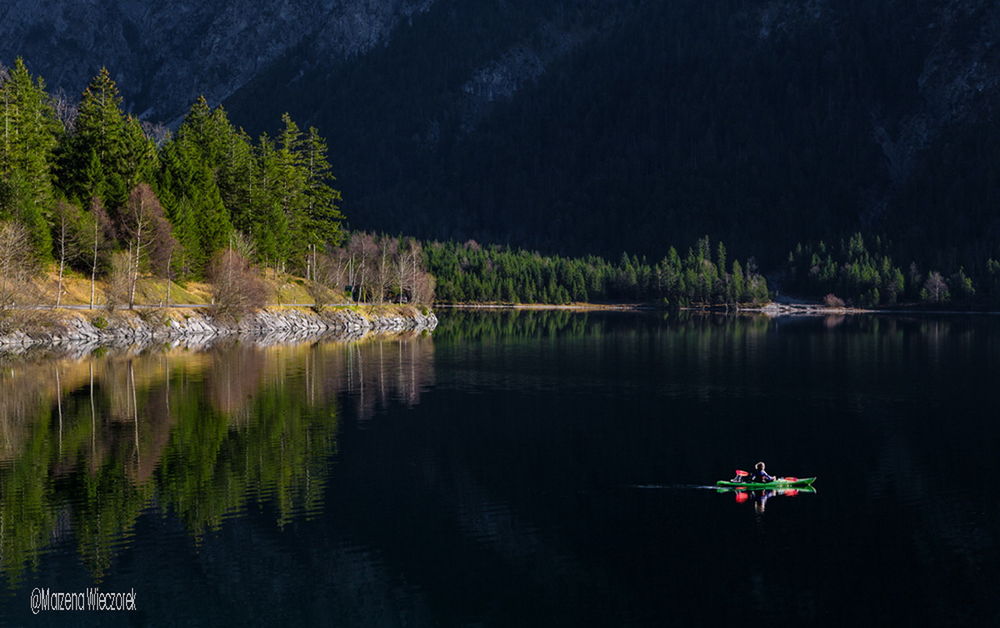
top-left (141, 120), bottom-right (172, 147)
top-left (351, 232), bottom-right (379, 303)
top-left (121, 184), bottom-right (174, 309)
top-left (412, 268), bottom-right (435, 304)
top-left (407, 239), bottom-right (424, 303)
top-left (320, 233), bottom-right (435, 305)
top-left (394, 239), bottom-right (404, 303)
top-left (52, 200), bottom-right (92, 308)
top-left (922, 271), bottom-right (950, 303)
top-left (51, 87), bottom-right (78, 132)
top-left (376, 237), bottom-right (398, 304)
top-left (0, 221), bottom-right (35, 311)
top-left (89, 198), bottom-right (114, 310)
top-left (53, 201), bottom-right (72, 308)
top-left (105, 251), bottom-right (132, 311)
top-left (208, 248), bottom-right (267, 321)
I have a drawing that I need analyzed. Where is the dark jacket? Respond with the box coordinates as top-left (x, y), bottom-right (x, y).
top-left (750, 470), bottom-right (775, 483)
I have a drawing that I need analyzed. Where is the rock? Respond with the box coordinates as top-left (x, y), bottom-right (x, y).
top-left (0, 307), bottom-right (437, 353)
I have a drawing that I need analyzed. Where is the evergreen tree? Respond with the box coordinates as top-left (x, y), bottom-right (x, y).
top-left (217, 126), bottom-right (255, 233)
top-left (0, 58), bottom-right (61, 257)
top-left (250, 134), bottom-right (290, 267)
top-left (61, 67), bottom-right (129, 206)
top-left (121, 115), bottom-right (158, 194)
top-left (157, 134), bottom-right (231, 273)
top-left (192, 167), bottom-right (232, 260)
top-left (301, 126), bottom-right (345, 248)
top-left (275, 114), bottom-right (309, 268)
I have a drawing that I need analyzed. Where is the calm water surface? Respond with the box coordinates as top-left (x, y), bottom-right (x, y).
top-left (1, 311), bottom-right (999, 626)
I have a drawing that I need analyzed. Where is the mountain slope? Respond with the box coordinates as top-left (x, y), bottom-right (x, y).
top-left (223, 0), bottom-right (1000, 268)
top-left (3, 0), bottom-right (1000, 269)
top-left (0, 0), bottom-right (433, 120)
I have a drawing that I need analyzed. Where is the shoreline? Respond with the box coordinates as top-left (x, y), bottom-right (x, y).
top-left (434, 303), bottom-right (653, 311)
top-left (436, 301), bottom-right (1000, 316)
top-left (0, 305), bottom-right (438, 354)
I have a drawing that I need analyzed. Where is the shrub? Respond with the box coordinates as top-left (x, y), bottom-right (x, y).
top-left (823, 293), bottom-right (845, 308)
top-left (208, 249), bottom-right (268, 322)
top-left (92, 316), bottom-right (108, 329)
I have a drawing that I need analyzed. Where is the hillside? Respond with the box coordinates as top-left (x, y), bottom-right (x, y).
top-left (3, 0), bottom-right (1000, 271)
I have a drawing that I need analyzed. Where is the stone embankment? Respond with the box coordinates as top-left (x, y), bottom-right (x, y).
top-left (739, 302), bottom-right (870, 316)
top-left (0, 307), bottom-right (438, 352)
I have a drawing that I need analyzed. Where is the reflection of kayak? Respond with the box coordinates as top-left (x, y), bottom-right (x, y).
top-left (716, 486), bottom-right (817, 495)
top-left (715, 477), bottom-right (816, 489)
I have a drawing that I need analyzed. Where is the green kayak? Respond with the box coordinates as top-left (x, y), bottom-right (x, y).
top-left (715, 477), bottom-right (816, 489)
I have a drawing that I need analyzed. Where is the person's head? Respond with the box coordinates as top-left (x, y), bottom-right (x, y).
top-left (755, 461), bottom-right (766, 471)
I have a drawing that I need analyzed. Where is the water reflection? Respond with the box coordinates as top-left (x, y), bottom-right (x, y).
top-left (1, 310), bottom-right (999, 626)
top-left (718, 487), bottom-right (817, 513)
top-left (0, 333), bottom-right (434, 588)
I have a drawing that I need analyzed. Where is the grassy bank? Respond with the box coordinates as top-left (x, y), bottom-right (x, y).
top-left (17, 268), bottom-right (329, 309)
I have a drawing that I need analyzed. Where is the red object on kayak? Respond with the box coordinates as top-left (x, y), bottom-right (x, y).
top-left (735, 492), bottom-right (750, 503)
top-left (784, 477), bottom-right (798, 482)
top-left (735, 470), bottom-right (749, 477)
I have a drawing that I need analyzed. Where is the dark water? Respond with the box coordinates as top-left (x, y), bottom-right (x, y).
top-left (2, 311), bottom-right (999, 626)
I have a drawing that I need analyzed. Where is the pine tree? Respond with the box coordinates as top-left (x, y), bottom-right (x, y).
top-left (62, 67), bottom-right (128, 206)
top-left (120, 115), bottom-right (158, 194)
top-left (217, 126), bottom-right (255, 233)
top-left (193, 165), bottom-right (232, 260)
top-left (250, 133), bottom-right (290, 267)
top-left (157, 134), bottom-right (231, 273)
top-left (158, 138), bottom-right (202, 273)
top-left (276, 114), bottom-right (309, 269)
top-left (0, 58), bottom-right (61, 257)
top-left (302, 126), bottom-right (345, 247)
top-left (176, 96), bottom-right (231, 169)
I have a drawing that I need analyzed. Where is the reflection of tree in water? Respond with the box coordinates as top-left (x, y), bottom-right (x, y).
top-left (432, 309), bottom-right (587, 344)
top-left (340, 333), bottom-right (435, 421)
top-left (0, 333), bottom-right (436, 586)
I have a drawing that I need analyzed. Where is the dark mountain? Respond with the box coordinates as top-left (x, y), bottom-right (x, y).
top-left (3, 0), bottom-right (1000, 268)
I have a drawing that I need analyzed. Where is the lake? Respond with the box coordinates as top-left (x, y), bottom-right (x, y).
top-left (1, 310), bottom-right (998, 626)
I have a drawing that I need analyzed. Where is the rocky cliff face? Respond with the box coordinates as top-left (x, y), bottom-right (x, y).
top-left (0, 0), bottom-right (623, 125)
top-left (0, 0), bottom-right (434, 120)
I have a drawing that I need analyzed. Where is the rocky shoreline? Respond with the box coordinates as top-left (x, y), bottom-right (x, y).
top-left (0, 307), bottom-right (438, 354)
top-left (738, 302), bottom-right (871, 317)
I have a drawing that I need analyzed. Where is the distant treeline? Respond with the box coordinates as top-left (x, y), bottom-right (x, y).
top-left (786, 234), bottom-right (996, 307)
top-left (424, 237), bottom-right (770, 306)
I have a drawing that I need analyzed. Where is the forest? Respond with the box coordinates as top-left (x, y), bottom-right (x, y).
top-left (4, 55), bottom-right (1000, 312)
top-left (227, 0), bottom-right (1000, 306)
top-left (0, 58), bottom-right (442, 313)
top-left (425, 238), bottom-right (769, 306)
top-left (784, 234), bottom-right (998, 307)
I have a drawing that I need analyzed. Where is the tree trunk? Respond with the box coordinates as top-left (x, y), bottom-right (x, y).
top-left (378, 240), bottom-right (390, 305)
top-left (166, 250), bottom-right (172, 307)
top-left (348, 254), bottom-right (355, 301)
top-left (55, 217), bottom-right (66, 308)
top-left (128, 241), bottom-right (137, 310)
top-left (90, 218), bottom-right (98, 310)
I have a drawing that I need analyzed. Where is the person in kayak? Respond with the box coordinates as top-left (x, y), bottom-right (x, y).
top-left (749, 461), bottom-right (775, 483)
